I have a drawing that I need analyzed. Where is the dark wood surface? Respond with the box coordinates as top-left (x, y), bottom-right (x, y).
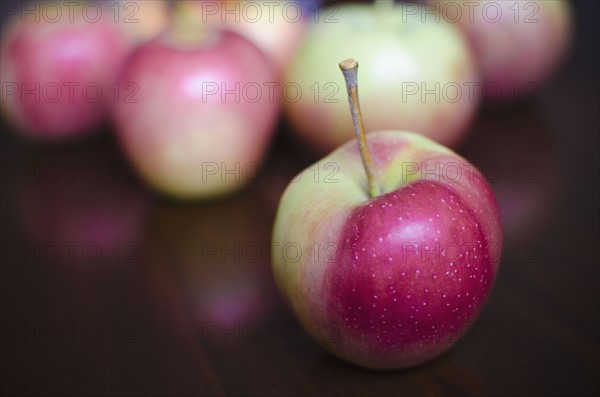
top-left (1, 1), bottom-right (598, 396)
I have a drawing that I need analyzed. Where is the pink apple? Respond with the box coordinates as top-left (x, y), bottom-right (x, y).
top-left (429, 0), bottom-right (572, 102)
top-left (272, 129), bottom-right (503, 369)
top-left (111, 24), bottom-right (280, 199)
top-left (0, 1), bottom-right (130, 139)
top-left (178, 0), bottom-right (311, 75)
top-left (284, 2), bottom-right (479, 153)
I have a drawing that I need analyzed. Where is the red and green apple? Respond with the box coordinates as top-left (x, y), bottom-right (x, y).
top-left (272, 59), bottom-right (503, 369)
top-left (111, 18), bottom-right (280, 199)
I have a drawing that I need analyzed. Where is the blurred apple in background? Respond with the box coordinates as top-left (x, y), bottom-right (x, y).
top-left (12, 137), bottom-right (153, 266)
top-left (0, 1), bottom-right (130, 139)
top-left (429, 0), bottom-right (572, 103)
top-left (179, 0), bottom-right (318, 75)
top-left (284, 2), bottom-right (479, 153)
top-left (111, 13), bottom-right (281, 199)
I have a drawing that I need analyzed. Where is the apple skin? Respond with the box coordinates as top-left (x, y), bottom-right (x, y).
top-left (429, 0), bottom-right (572, 103)
top-left (272, 131), bottom-right (502, 369)
top-left (284, 3), bottom-right (479, 153)
top-left (0, 2), bottom-right (130, 139)
top-left (111, 29), bottom-right (280, 199)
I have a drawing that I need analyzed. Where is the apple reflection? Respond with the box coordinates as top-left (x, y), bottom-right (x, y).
top-left (140, 183), bottom-right (279, 335)
top-left (14, 138), bottom-right (153, 267)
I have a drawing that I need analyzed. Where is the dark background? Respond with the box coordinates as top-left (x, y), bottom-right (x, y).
top-left (1, 1), bottom-right (598, 396)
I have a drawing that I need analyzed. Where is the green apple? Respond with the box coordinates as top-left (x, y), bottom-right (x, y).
top-left (284, 2), bottom-right (479, 153)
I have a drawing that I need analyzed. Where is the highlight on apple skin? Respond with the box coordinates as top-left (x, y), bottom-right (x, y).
top-left (271, 130), bottom-right (503, 369)
top-left (111, 25), bottom-right (280, 199)
top-left (284, 2), bottom-right (480, 153)
top-left (429, 0), bottom-right (572, 103)
top-left (0, 2), bottom-right (130, 139)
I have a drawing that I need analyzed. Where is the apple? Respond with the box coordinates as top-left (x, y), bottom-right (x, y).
top-left (284, 2), bottom-right (479, 153)
top-left (111, 20), bottom-right (280, 199)
top-left (0, 1), bottom-right (130, 139)
top-left (178, 0), bottom-right (315, 75)
top-left (428, 0), bottom-right (572, 103)
top-left (271, 59), bottom-right (502, 369)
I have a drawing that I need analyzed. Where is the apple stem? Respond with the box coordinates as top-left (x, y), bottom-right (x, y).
top-left (167, 1), bottom-right (210, 45)
top-left (339, 59), bottom-right (380, 199)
